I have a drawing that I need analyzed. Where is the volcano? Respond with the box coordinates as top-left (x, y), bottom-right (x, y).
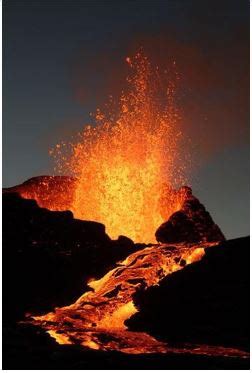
top-left (3, 53), bottom-right (249, 369)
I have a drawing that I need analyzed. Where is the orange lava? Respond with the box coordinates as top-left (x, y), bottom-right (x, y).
top-left (31, 243), bottom-right (207, 352)
top-left (29, 241), bottom-right (249, 358)
top-left (51, 51), bottom-right (186, 242)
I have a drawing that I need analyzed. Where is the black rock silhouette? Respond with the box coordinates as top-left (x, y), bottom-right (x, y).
top-left (3, 192), bottom-right (136, 322)
top-left (156, 187), bottom-right (225, 243)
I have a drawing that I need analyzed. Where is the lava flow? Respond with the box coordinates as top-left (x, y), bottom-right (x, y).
top-left (30, 242), bottom-right (248, 358)
top-left (31, 243), bottom-right (207, 352)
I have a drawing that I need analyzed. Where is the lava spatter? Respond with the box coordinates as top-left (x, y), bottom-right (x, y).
top-left (50, 52), bottom-right (187, 242)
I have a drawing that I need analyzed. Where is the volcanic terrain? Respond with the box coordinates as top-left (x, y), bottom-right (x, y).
top-left (3, 176), bottom-right (249, 369)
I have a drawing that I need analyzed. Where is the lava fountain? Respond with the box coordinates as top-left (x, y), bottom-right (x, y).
top-left (51, 51), bottom-right (187, 242)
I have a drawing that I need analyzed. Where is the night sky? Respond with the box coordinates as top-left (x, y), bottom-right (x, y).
top-left (3, 0), bottom-right (249, 239)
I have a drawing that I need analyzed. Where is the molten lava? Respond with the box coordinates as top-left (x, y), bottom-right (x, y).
top-left (30, 241), bottom-right (248, 358)
top-left (50, 52), bottom-right (186, 242)
top-left (32, 243), bottom-right (207, 352)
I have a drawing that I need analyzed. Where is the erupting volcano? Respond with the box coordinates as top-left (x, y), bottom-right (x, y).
top-left (3, 52), bottom-right (249, 365)
top-left (3, 0), bottom-right (249, 368)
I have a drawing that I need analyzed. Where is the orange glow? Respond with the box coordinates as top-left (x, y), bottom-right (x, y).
top-left (15, 176), bottom-right (76, 212)
top-left (51, 51), bottom-right (186, 242)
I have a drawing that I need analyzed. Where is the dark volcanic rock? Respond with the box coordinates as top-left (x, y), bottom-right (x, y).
top-left (126, 237), bottom-right (249, 351)
top-left (156, 187), bottom-right (225, 243)
top-left (3, 193), bottom-right (137, 323)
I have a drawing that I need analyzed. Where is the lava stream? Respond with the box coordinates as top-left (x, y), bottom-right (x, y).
top-left (29, 241), bottom-right (248, 357)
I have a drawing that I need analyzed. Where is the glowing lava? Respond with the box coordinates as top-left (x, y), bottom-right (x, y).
top-left (31, 243), bottom-right (207, 353)
top-left (51, 52), bottom-right (186, 242)
top-left (30, 242), bottom-right (248, 358)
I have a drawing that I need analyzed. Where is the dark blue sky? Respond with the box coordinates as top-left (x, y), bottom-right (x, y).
top-left (3, 0), bottom-right (249, 238)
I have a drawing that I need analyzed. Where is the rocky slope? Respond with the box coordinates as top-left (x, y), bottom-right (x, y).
top-left (155, 186), bottom-right (225, 243)
top-left (127, 237), bottom-right (249, 351)
top-left (3, 192), bottom-right (137, 322)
